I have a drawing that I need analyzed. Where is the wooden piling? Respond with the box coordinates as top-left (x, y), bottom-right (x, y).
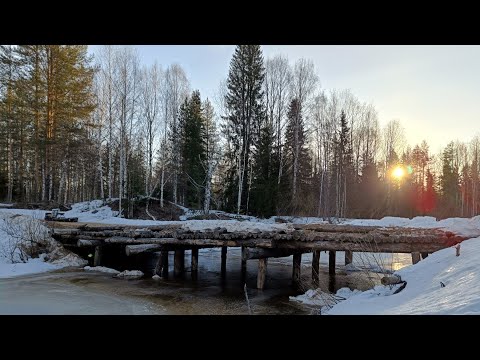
top-left (257, 258), bottom-right (267, 290)
top-left (93, 246), bottom-right (102, 267)
top-left (221, 246), bottom-right (227, 275)
top-left (174, 249), bottom-right (185, 276)
top-left (154, 253), bottom-right (163, 276)
top-left (312, 250), bottom-right (320, 285)
top-left (161, 251), bottom-right (169, 277)
top-left (411, 252), bottom-right (421, 264)
top-left (241, 246), bottom-right (247, 275)
top-left (329, 251), bottom-right (336, 275)
top-left (345, 250), bottom-right (353, 265)
top-left (191, 248), bottom-right (199, 272)
top-left (293, 253), bottom-right (302, 284)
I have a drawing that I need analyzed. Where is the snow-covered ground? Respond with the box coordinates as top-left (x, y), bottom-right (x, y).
top-left (318, 236), bottom-right (480, 314)
top-left (0, 212), bottom-right (87, 279)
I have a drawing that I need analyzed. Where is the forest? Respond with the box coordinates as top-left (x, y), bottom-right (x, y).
top-left (0, 45), bottom-right (479, 220)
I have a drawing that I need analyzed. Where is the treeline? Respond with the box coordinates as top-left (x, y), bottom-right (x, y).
top-left (1, 44), bottom-right (479, 219)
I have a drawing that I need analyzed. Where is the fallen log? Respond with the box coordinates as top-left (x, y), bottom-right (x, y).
top-left (77, 239), bottom-right (103, 247)
top-left (381, 274), bottom-right (402, 286)
top-left (125, 244), bottom-right (163, 256)
top-left (242, 248), bottom-right (296, 260)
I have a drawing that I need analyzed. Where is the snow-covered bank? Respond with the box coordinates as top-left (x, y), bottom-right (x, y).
top-left (0, 213), bottom-right (87, 279)
top-left (325, 237), bottom-right (480, 314)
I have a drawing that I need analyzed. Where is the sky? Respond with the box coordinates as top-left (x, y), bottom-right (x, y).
top-left (89, 45), bottom-right (480, 154)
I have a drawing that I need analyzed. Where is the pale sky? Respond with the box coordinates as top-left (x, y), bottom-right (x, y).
top-left (90, 45), bottom-right (480, 154)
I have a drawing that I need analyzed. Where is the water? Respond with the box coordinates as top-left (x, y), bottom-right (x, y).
top-left (0, 248), bottom-right (412, 315)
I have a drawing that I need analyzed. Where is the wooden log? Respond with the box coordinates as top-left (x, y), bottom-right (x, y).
top-left (221, 246), bottom-right (227, 275)
top-left (312, 250), bottom-right (320, 285)
top-left (241, 246), bottom-right (247, 275)
top-left (103, 236), bottom-right (274, 248)
top-left (77, 239), bottom-right (102, 247)
top-left (94, 246), bottom-right (102, 267)
top-left (345, 250), bottom-right (353, 265)
top-left (411, 252), bottom-right (421, 264)
top-left (154, 254), bottom-right (163, 276)
top-left (272, 239), bottom-right (459, 253)
top-left (381, 274), bottom-right (403, 286)
top-left (329, 251), bottom-right (336, 275)
top-left (257, 258), bottom-right (267, 290)
top-left (174, 249), bottom-right (185, 276)
top-left (161, 251), bottom-right (169, 277)
top-left (191, 248), bottom-right (199, 272)
top-left (242, 248), bottom-right (295, 260)
top-left (292, 253), bottom-right (302, 284)
top-left (125, 244), bottom-right (163, 256)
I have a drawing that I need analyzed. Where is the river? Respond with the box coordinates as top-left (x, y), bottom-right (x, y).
top-left (0, 248), bottom-right (412, 314)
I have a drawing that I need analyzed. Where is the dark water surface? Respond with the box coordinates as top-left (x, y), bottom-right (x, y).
top-left (0, 248), bottom-right (411, 314)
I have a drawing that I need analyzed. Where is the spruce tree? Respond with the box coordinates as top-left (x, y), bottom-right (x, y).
top-left (223, 45), bottom-right (265, 214)
top-left (178, 90), bottom-right (207, 208)
top-left (282, 98), bottom-right (311, 214)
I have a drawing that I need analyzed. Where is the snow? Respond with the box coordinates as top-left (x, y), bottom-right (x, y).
top-left (326, 237), bottom-right (480, 314)
top-left (84, 266), bottom-right (120, 274)
top-left (290, 287), bottom-right (361, 307)
top-left (0, 212), bottom-right (87, 278)
top-left (0, 203), bottom-right (13, 208)
top-left (344, 216), bottom-right (480, 237)
top-left (115, 270), bottom-right (144, 279)
top-left (0, 257), bottom-right (60, 279)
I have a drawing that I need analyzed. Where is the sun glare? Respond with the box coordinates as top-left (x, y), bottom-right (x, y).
top-left (392, 166), bottom-right (405, 180)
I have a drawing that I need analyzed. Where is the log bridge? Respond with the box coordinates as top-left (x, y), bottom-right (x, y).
top-left (48, 223), bottom-right (467, 290)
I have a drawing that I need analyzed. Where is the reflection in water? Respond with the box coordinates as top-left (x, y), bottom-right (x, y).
top-left (0, 248), bottom-right (413, 315)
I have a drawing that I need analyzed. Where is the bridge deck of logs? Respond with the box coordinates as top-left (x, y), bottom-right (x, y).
top-left (49, 222), bottom-right (467, 289)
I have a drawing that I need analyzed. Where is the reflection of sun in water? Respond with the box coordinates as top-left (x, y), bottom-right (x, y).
top-left (392, 166), bottom-right (405, 180)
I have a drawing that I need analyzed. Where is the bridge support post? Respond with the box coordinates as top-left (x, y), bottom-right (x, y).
top-left (161, 251), bottom-right (169, 278)
top-left (154, 253), bottom-right (163, 276)
top-left (329, 251), bottom-right (336, 275)
top-left (411, 252), bottom-right (421, 264)
top-left (345, 250), bottom-right (353, 265)
top-left (191, 248), bottom-right (199, 272)
top-left (312, 250), bottom-right (320, 286)
top-left (241, 246), bottom-right (247, 276)
top-left (93, 246), bottom-right (102, 267)
top-left (293, 253), bottom-right (302, 285)
top-left (221, 246), bottom-right (227, 276)
top-left (174, 249), bottom-right (185, 277)
top-left (257, 258), bottom-right (267, 289)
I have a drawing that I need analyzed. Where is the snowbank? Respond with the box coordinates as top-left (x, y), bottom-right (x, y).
top-left (344, 216), bottom-right (480, 237)
top-left (326, 237), bottom-right (480, 314)
top-left (0, 212), bottom-right (87, 279)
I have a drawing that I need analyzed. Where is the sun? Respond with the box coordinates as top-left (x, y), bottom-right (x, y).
top-left (392, 166), bottom-right (405, 180)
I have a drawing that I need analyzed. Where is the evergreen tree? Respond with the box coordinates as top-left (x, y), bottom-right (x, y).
top-left (251, 121), bottom-right (276, 217)
top-left (282, 98), bottom-right (311, 213)
top-left (178, 90), bottom-right (207, 208)
top-left (223, 45), bottom-right (265, 214)
top-left (440, 142), bottom-right (459, 217)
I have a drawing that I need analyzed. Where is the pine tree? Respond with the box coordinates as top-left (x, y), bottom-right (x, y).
top-left (223, 45), bottom-right (265, 214)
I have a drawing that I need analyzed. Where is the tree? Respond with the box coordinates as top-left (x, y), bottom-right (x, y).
top-left (223, 45), bottom-right (265, 214)
top-left (282, 98), bottom-right (312, 213)
top-left (440, 142), bottom-right (460, 217)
